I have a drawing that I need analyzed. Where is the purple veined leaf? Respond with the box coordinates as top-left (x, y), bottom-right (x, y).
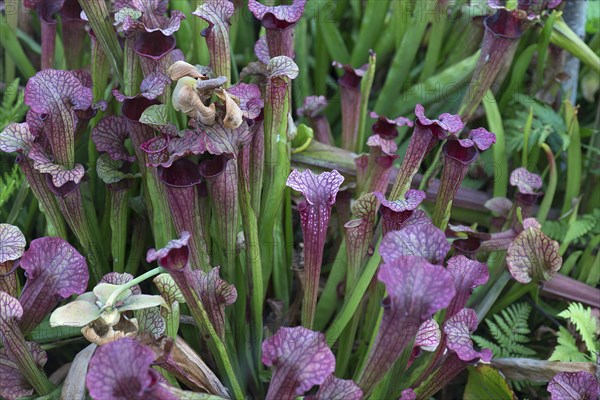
top-left (227, 82), bottom-right (264, 121)
top-left (135, 307), bottom-right (166, 339)
top-left (444, 308), bottom-right (493, 363)
top-left (132, 0), bottom-right (169, 16)
top-left (400, 388), bottom-right (417, 400)
top-left (92, 115), bottom-right (136, 162)
top-left (27, 144), bottom-right (85, 187)
top-left (267, 56), bottom-right (300, 80)
top-left (457, 127), bottom-right (496, 151)
top-left (380, 223), bottom-right (450, 265)
top-left (400, 209), bottom-right (432, 229)
top-left (254, 35), bottom-right (271, 64)
top-left (192, 0), bottom-right (234, 83)
top-left (408, 318), bottom-right (442, 372)
top-left (414, 104), bottom-right (464, 138)
top-left (86, 338), bottom-right (177, 400)
top-left (373, 190), bottom-right (427, 235)
top-left (298, 95), bottom-right (328, 119)
top-left (374, 189), bottom-right (425, 211)
top-left (249, 0), bottom-right (304, 57)
top-left (286, 169), bottom-right (344, 327)
top-left (0, 291), bottom-right (50, 400)
top-left (139, 72), bottom-right (171, 100)
top-left (24, 69), bottom-right (93, 166)
top-left (409, 318), bottom-right (442, 369)
top-left (146, 231), bottom-right (191, 272)
top-left (18, 237), bottom-right (89, 334)
top-left (262, 326), bottom-right (336, 400)
top-left (152, 129), bottom-right (212, 168)
top-left (356, 256), bottom-right (456, 395)
top-left (507, 226), bottom-right (562, 283)
top-left (248, 0), bottom-right (306, 29)
top-left (0, 341), bottom-right (48, 400)
top-left (369, 111), bottom-right (414, 140)
top-left (510, 167), bottom-right (543, 195)
top-left (0, 224), bottom-right (23, 297)
top-left (123, 9), bottom-right (185, 36)
top-left (153, 273), bottom-right (186, 306)
top-left (0, 224), bottom-right (25, 264)
top-left (445, 255), bottom-right (489, 318)
top-left (190, 267), bottom-right (236, 339)
top-left (0, 123), bottom-right (35, 154)
top-left (547, 371), bottom-right (600, 400)
top-left (367, 134), bottom-right (397, 156)
top-left (415, 318), bottom-right (441, 353)
top-left (200, 121), bottom-right (252, 156)
top-left (305, 374), bottom-right (363, 400)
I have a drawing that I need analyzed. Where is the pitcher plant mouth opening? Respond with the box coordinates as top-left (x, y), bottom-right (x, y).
top-left (442, 140), bottom-right (480, 165)
top-left (122, 97), bottom-right (161, 122)
top-left (133, 31), bottom-right (177, 60)
top-left (158, 158), bottom-right (202, 188)
top-left (484, 9), bottom-right (524, 40)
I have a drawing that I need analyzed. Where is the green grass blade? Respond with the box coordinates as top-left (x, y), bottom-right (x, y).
top-left (483, 90), bottom-right (508, 198)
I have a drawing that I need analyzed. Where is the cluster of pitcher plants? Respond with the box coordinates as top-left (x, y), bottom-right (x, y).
top-left (0, 0), bottom-right (598, 399)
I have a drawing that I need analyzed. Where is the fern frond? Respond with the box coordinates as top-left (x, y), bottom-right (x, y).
top-left (475, 303), bottom-right (535, 358)
top-left (549, 327), bottom-right (590, 362)
top-left (0, 78), bottom-right (27, 131)
top-left (472, 336), bottom-right (504, 358)
top-left (564, 216), bottom-right (597, 244)
top-left (0, 165), bottom-right (23, 213)
top-left (542, 220), bottom-right (567, 241)
top-left (558, 303), bottom-right (600, 355)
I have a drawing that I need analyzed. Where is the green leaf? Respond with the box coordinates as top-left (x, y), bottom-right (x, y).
top-left (96, 154), bottom-right (139, 185)
top-left (291, 123), bottom-right (314, 154)
top-left (29, 315), bottom-right (82, 343)
top-left (483, 90), bottom-right (508, 198)
top-left (140, 104), bottom-right (169, 127)
top-left (464, 365), bottom-right (516, 400)
top-left (551, 17), bottom-right (600, 74)
top-left (49, 300), bottom-right (101, 327)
